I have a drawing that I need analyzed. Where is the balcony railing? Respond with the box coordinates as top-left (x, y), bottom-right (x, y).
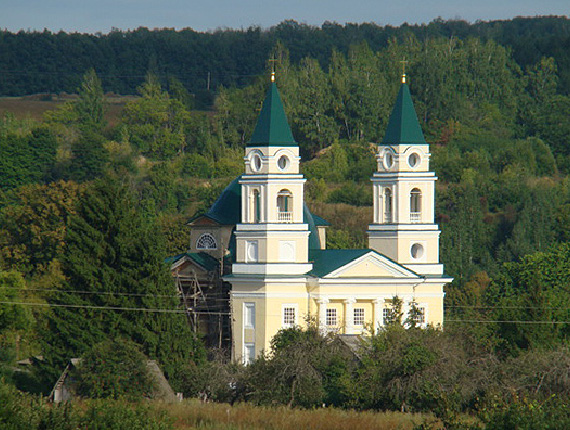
top-left (278, 211), bottom-right (292, 222)
top-left (410, 212), bottom-right (421, 223)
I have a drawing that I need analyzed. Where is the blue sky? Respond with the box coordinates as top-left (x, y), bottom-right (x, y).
top-left (1, 0), bottom-right (568, 34)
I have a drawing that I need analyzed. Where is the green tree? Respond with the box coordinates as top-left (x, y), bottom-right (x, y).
top-left (40, 177), bottom-right (205, 386)
top-left (121, 74), bottom-right (190, 159)
top-left (76, 338), bottom-right (156, 400)
top-left (75, 69), bottom-right (106, 130)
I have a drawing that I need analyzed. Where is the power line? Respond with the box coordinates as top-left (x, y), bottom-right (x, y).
top-left (446, 319), bottom-right (570, 324)
top-left (446, 305), bottom-right (570, 311)
top-left (0, 300), bottom-right (230, 315)
top-left (1, 286), bottom-right (180, 298)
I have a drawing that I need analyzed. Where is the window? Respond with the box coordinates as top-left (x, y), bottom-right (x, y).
top-left (415, 307), bottom-right (426, 325)
top-left (354, 308), bottom-right (365, 326)
top-left (252, 189), bottom-right (260, 223)
top-left (384, 188), bottom-right (392, 223)
top-left (383, 150), bottom-right (394, 169)
top-left (244, 303), bottom-right (255, 329)
top-left (410, 188), bottom-right (422, 223)
top-left (244, 343), bottom-right (255, 365)
top-left (277, 154), bottom-right (290, 171)
top-left (196, 233), bottom-right (217, 250)
top-left (382, 308), bottom-right (390, 326)
top-left (409, 304), bottom-right (426, 325)
top-left (250, 152), bottom-right (262, 172)
top-left (326, 308), bottom-right (337, 327)
top-left (283, 306), bottom-right (296, 328)
top-left (277, 189), bottom-right (292, 222)
top-left (408, 152), bottom-right (420, 168)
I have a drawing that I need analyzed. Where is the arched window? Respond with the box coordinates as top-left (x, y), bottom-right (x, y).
top-left (277, 189), bottom-right (293, 222)
top-left (196, 233), bottom-right (217, 250)
top-left (410, 188), bottom-right (422, 223)
top-left (384, 188), bottom-right (392, 223)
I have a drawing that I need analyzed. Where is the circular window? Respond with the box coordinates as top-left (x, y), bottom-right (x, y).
top-left (408, 153), bottom-right (420, 168)
top-left (383, 151), bottom-right (394, 169)
top-left (277, 155), bottom-right (290, 171)
top-left (250, 153), bottom-right (262, 172)
top-left (411, 243), bottom-right (424, 259)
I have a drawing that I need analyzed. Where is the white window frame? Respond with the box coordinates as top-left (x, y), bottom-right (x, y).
top-left (353, 307), bottom-right (365, 326)
top-left (282, 304), bottom-right (298, 328)
top-left (196, 232), bottom-right (217, 250)
top-left (244, 302), bottom-right (255, 329)
top-left (382, 307), bottom-right (390, 326)
top-left (326, 308), bottom-right (337, 327)
top-left (243, 343), bottom-right (255, 365)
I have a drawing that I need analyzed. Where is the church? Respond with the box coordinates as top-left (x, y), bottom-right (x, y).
top-left (169, 71), bottom-right (452, 363)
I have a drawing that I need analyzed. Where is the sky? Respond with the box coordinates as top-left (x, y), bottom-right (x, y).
top-left (1, 0), bottom-right (568, 34)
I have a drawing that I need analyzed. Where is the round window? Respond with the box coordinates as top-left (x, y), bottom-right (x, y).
top-left (408, 153), bottom-right (420, 168)
top-left (383, 151), bottom-right (394, 169)
top-left (250, 153), bottom-right (262, 172)
top-left (277, 155), bottom-right (290, 171)
top-left (411, 243), bottom-right (424, 259)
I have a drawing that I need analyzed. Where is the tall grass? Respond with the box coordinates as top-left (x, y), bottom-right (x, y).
top-left (164, 400), bottom-right (437, 430)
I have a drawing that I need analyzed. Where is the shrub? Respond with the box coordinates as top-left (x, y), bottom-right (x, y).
top-left (76, 338), bottom-right (156, 400)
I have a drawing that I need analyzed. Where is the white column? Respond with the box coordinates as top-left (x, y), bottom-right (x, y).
top-left (318, 297), bottom-right (329, 333)
top-left (344, 297), bottom-right (356, 334)
top-left (373, 298), bottom-right (383, 334)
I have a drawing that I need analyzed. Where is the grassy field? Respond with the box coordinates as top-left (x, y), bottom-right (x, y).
top-left (161, 400), bottom-right (440, 430)
top-left (0, 94), bottom-right (136, 126)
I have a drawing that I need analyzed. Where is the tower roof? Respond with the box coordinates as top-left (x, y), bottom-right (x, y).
top-left (248, 82), bottom-right (297, 147)
top-left (382, 83), bottom-right (427, 145)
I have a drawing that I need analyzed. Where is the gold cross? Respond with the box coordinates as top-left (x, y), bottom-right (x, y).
top-left (400, 59), bottom-right (409, 83)
top-left (268, 56), bottom-right (278, 82)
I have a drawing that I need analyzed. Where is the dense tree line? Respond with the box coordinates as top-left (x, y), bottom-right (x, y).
top-left (1, 16), bottom-right (570, 106)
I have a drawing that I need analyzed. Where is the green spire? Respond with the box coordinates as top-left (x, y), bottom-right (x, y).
top-left (248, 82), bottom-right (297, 147)
top-left (382, 83), bottom-right (427, 145)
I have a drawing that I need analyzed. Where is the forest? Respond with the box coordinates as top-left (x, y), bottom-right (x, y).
top-left (2, 16), bottom-right (570, 428)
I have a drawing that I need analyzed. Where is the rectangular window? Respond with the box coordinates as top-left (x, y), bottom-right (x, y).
top-left (354, 308), bottom-right (365, 326)
top-left (244, 343), bottom-right (255, 365)
top-left (326, 308), bottom-right (337, 327)
top-left (382, 308), bottom-right (390, 326)
top-left (244, 303), bottom-right (255, 329)
top-left (414, 307), bottom-right (426, 325)
top-left (283, 306), bottom-right (296, 328)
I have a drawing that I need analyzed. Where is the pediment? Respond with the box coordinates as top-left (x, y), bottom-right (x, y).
top-left (188, 215), bottom-right (220, 227)
top-left (324, 252), bottom-right (418, 279)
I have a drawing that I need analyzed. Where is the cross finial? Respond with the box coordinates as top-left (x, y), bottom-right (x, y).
top-left (400, 59), bottom-right (409, 84)
top-left (268, 56), bottom-right (278, 82)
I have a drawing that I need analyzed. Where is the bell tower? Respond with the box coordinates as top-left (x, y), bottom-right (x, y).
top-left (232, 74), bottom-right (312, 275)
top-left (368, 74), bottom-right (444, 276)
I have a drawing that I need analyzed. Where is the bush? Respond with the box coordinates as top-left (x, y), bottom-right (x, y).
top-left (327, 182), bottom-right (372, 206)
top-left (76, 338), bottom-right (156, 400)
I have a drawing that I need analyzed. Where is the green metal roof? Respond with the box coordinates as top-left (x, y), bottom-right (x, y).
top-left (166, 251), bottom-right (220, 272)
top-left (311, 213), bottom-right (331, 227)
top-left (303, 205), bottom-right (322, 251)
top-left (382, 83), bottom-right (427, 145)
top-left (308, 249), bottom-right (372, 277)
top-left (247, 82), bottom-right (297, 147)
top-left (205, 176), bottom-right (242, 225)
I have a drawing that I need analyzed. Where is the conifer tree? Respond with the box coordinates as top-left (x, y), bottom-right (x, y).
top-left (40, 177), bottom-right (204, 386)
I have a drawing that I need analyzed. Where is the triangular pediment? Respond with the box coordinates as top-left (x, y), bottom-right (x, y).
top-left (188, 215), bottom-right (221, 227)
top-left (324, 251), bottom-right (419, 279)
